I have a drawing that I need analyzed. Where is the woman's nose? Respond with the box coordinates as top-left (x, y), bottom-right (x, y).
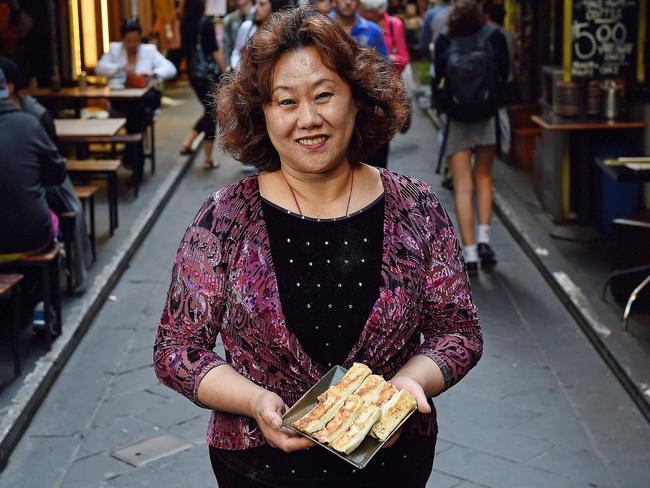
top-left (297, 102), bottom-right (323, 129)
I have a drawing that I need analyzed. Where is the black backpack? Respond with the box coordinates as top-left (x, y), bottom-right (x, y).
top-left (439, 24), bottom-right (503, 122)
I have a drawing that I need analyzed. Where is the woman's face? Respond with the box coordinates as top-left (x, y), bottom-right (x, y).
top-left (263, 47), bottom-right (358, 175)
top-left (254, 0), bottom-right (272, 23)
top-left (123, 31), bottom-right (142, 56)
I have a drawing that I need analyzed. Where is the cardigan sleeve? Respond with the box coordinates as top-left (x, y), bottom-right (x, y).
top-left (153, 194), bottom-right (228, 405)
top-left (417, 188), bottom-right (483, 392)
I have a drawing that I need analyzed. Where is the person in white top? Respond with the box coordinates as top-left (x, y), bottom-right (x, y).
top-left (95, 19), bottom-right (176, 169)
top-left (96, 20), bottom-right (177, 87)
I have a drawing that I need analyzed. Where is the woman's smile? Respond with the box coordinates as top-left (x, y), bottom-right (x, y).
top-left (296, 135), bottom-right (330, 149)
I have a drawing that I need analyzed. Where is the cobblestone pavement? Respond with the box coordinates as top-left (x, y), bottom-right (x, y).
top-left (1, 108), bottom-right (649, 488)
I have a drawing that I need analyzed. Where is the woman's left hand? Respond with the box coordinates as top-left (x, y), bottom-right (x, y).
top-left (382, 375), bottom-right (432, 448)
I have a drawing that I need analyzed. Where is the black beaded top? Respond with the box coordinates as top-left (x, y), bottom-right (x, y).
top-left (261, 194), bottom-right (385, 368)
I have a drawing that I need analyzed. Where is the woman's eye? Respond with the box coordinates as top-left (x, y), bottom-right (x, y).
top-left (316, 92), bottom-right (333, 101)
top-left (278, 99), bottom-right (295, 106)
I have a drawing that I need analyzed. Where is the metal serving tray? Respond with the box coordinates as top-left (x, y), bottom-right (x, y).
top-left (281, 365), bottom-right (415, 470)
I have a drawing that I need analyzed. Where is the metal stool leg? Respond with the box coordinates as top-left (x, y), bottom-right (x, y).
top-left (623, 274), bottom-right (650, 331)
top-left (108, 172), bottom-right (118, 234)
top-left (89, 194), bottom-right (96, 261)
top-left (41, 263), bottom-right (53, 349)
top-left (11, 286), bottom-right (22, 376)
top-left (52, 255), bottom-right (62, 336)
top-left (150, 123), bottom-right (156, 174)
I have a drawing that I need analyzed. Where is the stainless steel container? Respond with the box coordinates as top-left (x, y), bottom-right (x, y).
top-left (601, 79), bottom-right (622, 120)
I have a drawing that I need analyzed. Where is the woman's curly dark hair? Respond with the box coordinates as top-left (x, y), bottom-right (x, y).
top-left (215, 5), bottom-right (409, 171)
top-left (448, 0), bottom-right (484, 37)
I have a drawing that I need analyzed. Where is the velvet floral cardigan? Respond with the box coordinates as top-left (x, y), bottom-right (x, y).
top-left (154, 169), bottom-right (483, 450)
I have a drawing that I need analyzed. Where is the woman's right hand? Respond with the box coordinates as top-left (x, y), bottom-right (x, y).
top-left (251, 389), bottom-right (314, 453)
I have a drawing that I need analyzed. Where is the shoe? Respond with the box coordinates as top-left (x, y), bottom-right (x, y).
top-left (203, 160), bottom-right (220, 170)
top-left (478, 243), bottom-right (497, 270)
top-left (179, 145), bottom-right (193, 156)
top-left (466, 261), bottom-right (479, 277)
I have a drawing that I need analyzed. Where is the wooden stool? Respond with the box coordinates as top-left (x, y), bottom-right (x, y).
top-left (0, 273), bottom-right (24, 376)
top-left (0, 244), bottom-right (63, 349)
top-left (74, 185), bottom-right (99, 261)
top-left (67, 159), bottom-right (120, 235)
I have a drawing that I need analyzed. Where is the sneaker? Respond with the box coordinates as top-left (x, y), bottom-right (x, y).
top-left (478, 243), bottom-right (497, 270)
top-left (32, 302), bottom-right (45, 330)
top-left (466, 261), bottom-right (479, 277)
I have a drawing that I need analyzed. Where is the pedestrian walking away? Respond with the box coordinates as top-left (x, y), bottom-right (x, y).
top-left (330, 0), bottom-right (393, 169)
top-left (154, 6), bottom-right (482, 487)
top-left (434, 0), bottom-right (509, 276)
top-left (179, 0), bottom-right (227, 170)
top-left (419, 0), bottom-right (451, 111)
top-left (359, 0), bottom-right (412, 134)
top-left (221, 0), bottom-right (254, 70)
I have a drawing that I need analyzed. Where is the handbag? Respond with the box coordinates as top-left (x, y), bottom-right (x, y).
top-left (191, 17), bottom-right (220, 81)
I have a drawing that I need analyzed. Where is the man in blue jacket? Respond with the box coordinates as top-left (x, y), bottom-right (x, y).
top-left (329, 0), bottom-right (388, 57)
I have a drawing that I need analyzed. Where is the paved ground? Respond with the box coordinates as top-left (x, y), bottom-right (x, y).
top-left (1, 108), bottom-right (649, 487)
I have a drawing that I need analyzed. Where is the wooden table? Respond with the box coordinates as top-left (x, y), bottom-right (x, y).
top-left (531, 112), bottom-right (645, 223)
top-left (531, 115), bottom-right (645, 131)
top-left (54, 118), bottom-right (126, 142)
top-left (24, 86), bottom-right (151, 101)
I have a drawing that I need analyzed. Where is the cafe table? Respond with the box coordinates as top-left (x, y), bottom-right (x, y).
top-left (54, 118), bottom-right (126, 143)
top-left (531, 111), bottom-right (645, 224)
top-left (24, 86), bottom-right (151, 102)
top-left (31, 86), bottom-right (157, 172)
top-left (55, 118), bottom-right (127, 236)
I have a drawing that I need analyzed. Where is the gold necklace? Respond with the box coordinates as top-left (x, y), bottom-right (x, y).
top-left (281, 168), bottom-right (355, 218)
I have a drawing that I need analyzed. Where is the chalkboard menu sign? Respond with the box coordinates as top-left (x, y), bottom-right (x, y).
top-left (572, 0), bottom-right (638, 79)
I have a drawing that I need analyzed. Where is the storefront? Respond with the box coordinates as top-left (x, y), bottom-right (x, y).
top-left (518, 0), bottom-right (650, 228)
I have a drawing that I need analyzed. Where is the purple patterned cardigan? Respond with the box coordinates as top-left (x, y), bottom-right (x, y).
top-left (154, 169), bottom-right (482, 450)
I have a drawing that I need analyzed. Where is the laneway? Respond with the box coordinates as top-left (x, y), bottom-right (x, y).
top-left (1, 109), bottom-right (649, 488)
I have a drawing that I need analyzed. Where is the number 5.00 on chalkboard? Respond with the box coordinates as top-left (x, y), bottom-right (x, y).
top-left (572, 0), bottom-right (638, 79)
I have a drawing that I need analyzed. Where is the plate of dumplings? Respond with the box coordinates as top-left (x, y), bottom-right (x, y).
top-left (282, 363), bottom-right (417, 469)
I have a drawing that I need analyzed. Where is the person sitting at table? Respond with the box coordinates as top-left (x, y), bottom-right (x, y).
top-left (96, 18), bottom-right (177, 168)
top-left (0, 66), bottom-right (66, 260)
top-left (0, 56), bottom-right (92, 288)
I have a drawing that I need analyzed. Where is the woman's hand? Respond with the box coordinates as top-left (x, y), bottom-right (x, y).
top-left (250, 389), bottom-right (314, 453)
top-left (382, 374), bottom-right (432, 448)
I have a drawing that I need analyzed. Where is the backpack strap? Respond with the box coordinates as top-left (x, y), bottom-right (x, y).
top-left (475, 23), bottom-right (498, 48)
top-left (196, 17), bottom-right (204, 51)
top-left (449, 23), bottom-right (498, 52)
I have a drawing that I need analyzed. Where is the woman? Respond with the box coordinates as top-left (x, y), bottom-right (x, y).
top-left (179, 0), bottom-right (226, 170)
top-left (359, 0), bottom-right (409, 74)
top-left (96, 19), bottom-right (176, 169)
top-left (434, 0), bottom-right (508, 276)
top-left (154, 6), bottom-right (482, 487)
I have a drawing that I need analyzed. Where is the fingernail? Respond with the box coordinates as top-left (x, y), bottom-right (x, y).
top-left (272, 418), bottom-right (282, 430)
